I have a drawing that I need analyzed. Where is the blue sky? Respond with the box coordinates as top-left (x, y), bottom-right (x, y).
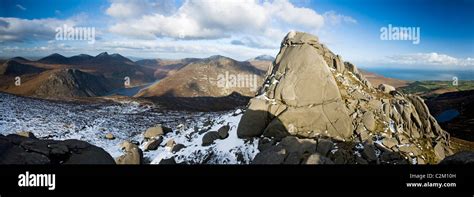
top-left (0, 0), bottom-right (473, 70)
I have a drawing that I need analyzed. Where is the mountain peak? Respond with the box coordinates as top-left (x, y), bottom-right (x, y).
top-left (38, 53), bottom-right (69, 64)
top-left (47, 53), bottom-right (66, 58)
top-left (96, 52), bottom-right (109, 57)
top-left (207, 55), bottom-right (229, 60)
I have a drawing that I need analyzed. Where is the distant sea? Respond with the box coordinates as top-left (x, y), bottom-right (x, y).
top-left (363, 68), bottom-right (474, 81)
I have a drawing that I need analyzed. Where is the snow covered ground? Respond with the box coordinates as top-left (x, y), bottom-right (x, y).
top-left (0, 93), bottom-right (258, 164)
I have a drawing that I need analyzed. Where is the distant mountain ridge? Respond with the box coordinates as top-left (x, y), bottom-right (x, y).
top-left (136, 55), bottom-right (265, 98)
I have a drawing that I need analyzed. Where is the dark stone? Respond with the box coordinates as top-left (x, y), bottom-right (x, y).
top-left (252, 146), bottom-right (287, 164)
top-left (304, 153), bottom-right (334, 164)
top-left (316, 138), bottom-right (334, 156)
top-left (282, 152), bottom-right (302, 164)
top-left (380, 151), bottom-right (407, 164)
top-left (159, 157), bottom-right (177, 164)
top-left (361, 143), bottom-right (377, 162)
top-left (0, 135), bottom-right (115, 164)
top-left (279, 136), bottom-right (316, 155)
top-left (257, 138), bottom-right (274, 152)
top-left (439, 151), bottom-right (474, 164)
top-left (330, 149), bottom-right (353, 164)
top-left (202, 131), bottom-right (220, 146)
top-left (217, 125), bottom-right (230, 139)
top-left (172, 144), bottom-right (186, 153)
top-left (355, 156), bottom-right (369, 164)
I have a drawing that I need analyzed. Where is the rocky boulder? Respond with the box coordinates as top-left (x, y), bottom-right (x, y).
top-left (16, 131), bottom-right (36, 139)
top-left (143, 136), bottom-right (163, 151)
top-left (202, 131), bottom-right (220, 146)
top-left (115, 141), bottom-right (143, 165)
top-left (143, 124), bottom-right (172, 140)
top-left (238, 31), bottom-right (352, 140)
top-left (0, 134), bottom-right (115, 164)
top-left (241, 31), bottom-right (452, 164)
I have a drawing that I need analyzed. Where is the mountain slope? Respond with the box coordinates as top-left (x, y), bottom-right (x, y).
top-left (359, 69), bottom-right (408, 88)
top-left (426, 89), bottom-right (474, 141)
top-left (135, 58), bottom-right (200, 79)
top-left (3, 68), bottom-right (113, 98)
top-left (136, 55), bottom-right (265, 98)
top-left (0, 60), bottom-right (46, 76)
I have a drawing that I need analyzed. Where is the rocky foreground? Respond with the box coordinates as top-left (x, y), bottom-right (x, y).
top-left (0, 92), bottom-right (258, 164)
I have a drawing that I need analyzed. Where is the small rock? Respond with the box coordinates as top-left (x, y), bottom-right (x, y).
top-left (144, 126), bottom-right (163, 139)
top-left (257, 138), bottom-right (274, 152)
top-left (252, 146), bottom-right (287, 164)
top-left (396, 134), bottom-right (410, 144)
top-left (417, 157), bottom-right (425, 164)
top-left (143, 136), bottom-right (163, 151)
top-left (116, 141), bottom-right (143, 165)
top-left (378, 84), bottom-right (395, 93)
top-left (283, 152), bottom-right (302, 164)
top-left (202, 131), bottom-right (220, 146)
top-left (304, 153), bottom-right (334, 164)
top-left (381, 138), bottom-right (398, 149)
top-left (105, 133), bottom-right (115, 140)
top-left (165, 139), bottom-right (176, 149)
top-left (434, 142), bottom-right (446, 161)
top-left (316, 138), bottom-right (333, 156)
top-left (16, 131), bottom-right (36, 139)
top-left (172, 144), bottom-right (185, 153)
top-left (362, 112), bottom-right (376, 132)
top-left (399, 145), bottom-right (421, 156)
top-left (355, 156), bottom-right (369, 164)
top-left (359, 130), bottom-right (370, 142)
top-left (380, 151), bottom-right (407, 164)
top-left (159, 157), bottom-right (177, 164)
top-left (217, 125), bottom-right (230, 139)
top-left (361, 143), bottom-right (377, 162)
top-left (143, 124), bottom-right (172, 140)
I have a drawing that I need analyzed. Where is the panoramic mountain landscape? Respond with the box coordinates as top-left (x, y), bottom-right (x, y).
top-left (1, 31), bottom-right (473, 165)
top-left (1, 1), bottom-right (474, 194)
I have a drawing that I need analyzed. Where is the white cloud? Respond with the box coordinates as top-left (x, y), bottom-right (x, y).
top-left (106, 0), bottom-right (177, 19)
top-left (107, 0), bottom-right (340, 44)
top-left (0, 17), bottom-right (76, 42)
top-left (387, 52), bottom-right (474, 67)
top-left (98, 39), bottom-right (277, 60)
top-left (16, 4), bottom-right (26, 11)
top-left (323, 11), bottom-right (357, 25)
